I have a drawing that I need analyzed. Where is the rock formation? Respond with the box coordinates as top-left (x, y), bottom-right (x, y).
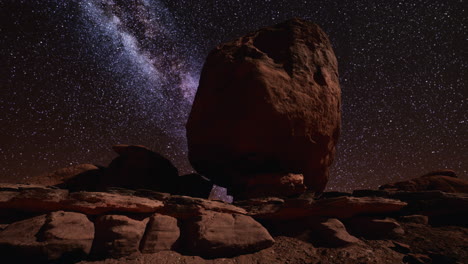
top-left (1, 18), bottom-right (467, 264)
top-left (1, 172), bottom-right (467, 263)
top-left (379, 169), bottom-right (468, 193)
top-left (186, 18), bottom-right (341, 198)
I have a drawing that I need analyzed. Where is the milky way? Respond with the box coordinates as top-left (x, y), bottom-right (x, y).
top-left (1, 0), bottom-right (466, 191)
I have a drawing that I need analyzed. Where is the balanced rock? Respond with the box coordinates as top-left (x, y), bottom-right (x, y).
top-left (186, 18), bottom-right (341, 197)
top-left (102, 145), bottom-right (179, 192)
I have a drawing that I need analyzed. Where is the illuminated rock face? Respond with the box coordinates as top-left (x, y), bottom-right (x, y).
top-left (187, 18), bottom-right (341, 197)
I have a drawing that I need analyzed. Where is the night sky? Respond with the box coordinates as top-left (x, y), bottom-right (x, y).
top-left (1, 0), bottom-right (466, 191)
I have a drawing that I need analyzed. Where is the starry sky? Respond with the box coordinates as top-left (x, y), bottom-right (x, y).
top-left (1, 0), bottom-right (466, 191)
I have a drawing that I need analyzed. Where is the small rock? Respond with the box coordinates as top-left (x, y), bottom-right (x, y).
top-left (91, 215), bottom-right (148, 259)
top-left (140, 213), bottom-right (180, 253)
top-left (0, 211), bottom-right (94, 263)
top-left (390, 241), bottom-right (411, 254)
top-left (184, 210), bottom-right (275, 258)
top-left (345, 217), bottom-right (404, 239)
top-left (399, 215), bottom-right (429, 225)
top-left (308, 218), bottom-right (359, 247)
top-left (403, 253), bottom-right (432, 264)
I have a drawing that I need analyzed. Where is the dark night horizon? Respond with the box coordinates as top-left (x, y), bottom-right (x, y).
top-left (1, 0), bottom-right (466, 191)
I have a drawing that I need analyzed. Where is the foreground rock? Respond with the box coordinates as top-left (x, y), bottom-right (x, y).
top-left (0, 187), bottom-right (164, 215)
top-left (140, 214), bottom-right (180, 253)
top-left (0, 211), bottom-right (94, 263)
top-left (186, 18), bottom-right (341, 197)
top-left (185, 210), bottom-right (275, 258)
top-left (345, 217), bottom-right (405, 239)
top-left (308, 218), bottom-right (360, 247)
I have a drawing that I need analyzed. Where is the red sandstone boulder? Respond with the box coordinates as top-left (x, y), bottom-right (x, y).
top-left (345, 217), bottom-right (404, 239)
top-left (184, 210), bottom-right (275, 258)
top-left (140, 213), bottom-right (180, 253)
top-left (186, 18), bottom-right (341, 197)
top-left (0, 211), bottom-right (94, 263)
top-left (91, 215), bottom-right (148, 259)
top-left (308, 218), bottom-right (360, 247)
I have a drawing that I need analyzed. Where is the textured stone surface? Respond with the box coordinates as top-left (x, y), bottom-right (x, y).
top-left (184, 210), bottom-right (275, 258)
top-left (186, 18), bottom-right (341, 196)
top-left (161, 195), bottom-right (246, 219)
top-left (66, 191), bottom-right (164, 215)
top-left (140, 213), bottom-right (180, 253)
top-left (0, 211), bottom-right (94, 263)
top-left (0, 188), bottom-right (68, 212)
top-left (308, 218), bottom-right (359, 247)
top-left (239, 196), bottom-right (407, 220)
top-left (92, 215), bottom-right (148, 259)
top-left (345, 217), bottom-right (405, 239)
top-left (0, 186), bottom-right (165, 215)
top-left (399, 215), bottom-right (429, 225)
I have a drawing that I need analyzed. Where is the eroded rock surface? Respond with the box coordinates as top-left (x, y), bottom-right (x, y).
top-left (187, 18), bottom-right (341, 197)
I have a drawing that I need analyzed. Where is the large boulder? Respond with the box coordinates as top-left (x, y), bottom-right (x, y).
top-left (91, 215), bottom-right (148, 259)
top-left (102, 145), bottom-right (179, 192)
top-left (140, 213), bottom-right (180, 253)
top-left (186, 18), bottom-right (341, 197)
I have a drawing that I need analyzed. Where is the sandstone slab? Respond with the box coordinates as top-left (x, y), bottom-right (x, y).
top-left (239, 196), bottom-right (407, 220)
